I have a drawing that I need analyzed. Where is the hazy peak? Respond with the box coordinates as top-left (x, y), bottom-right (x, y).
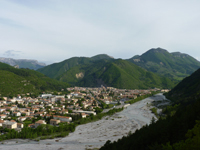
top-left (91, 54), bottom-right (114, 60)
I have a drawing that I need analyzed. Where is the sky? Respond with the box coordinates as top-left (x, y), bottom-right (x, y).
top-left (0, 0), bottom-right (200, 64)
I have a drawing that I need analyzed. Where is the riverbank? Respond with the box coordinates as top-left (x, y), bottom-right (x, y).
top-left (0, 93), bottom-right (168, 150)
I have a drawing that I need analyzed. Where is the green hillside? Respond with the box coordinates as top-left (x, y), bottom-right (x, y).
top-left (100, 68), bottom-right (200, 150)
top-left (37, 54), bottom-right (114, 79)
top-left (0, 62), bottom-right (69, 97)
top-left (128, 48), bottom-right (200, 81)
top-left (37, 57), bottom-right (92, 79)
top-left (56, 59), bottom-right (175, 89)
top-left (166, 68), bottom-right (200, 103)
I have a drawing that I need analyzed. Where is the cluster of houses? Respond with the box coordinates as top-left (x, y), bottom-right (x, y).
top-left (0, 86), bottom-right (163, 131)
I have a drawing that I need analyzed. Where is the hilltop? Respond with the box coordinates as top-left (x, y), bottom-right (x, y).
top-left (128, 48), bottom-right (200, 81)
top-left (38, 55), bottom-right (175, 89)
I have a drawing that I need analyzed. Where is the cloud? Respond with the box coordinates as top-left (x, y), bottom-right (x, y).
top-left (3, 50), bottom-right (22, 57)
top-left (0, 0), bottom-right (200, 63)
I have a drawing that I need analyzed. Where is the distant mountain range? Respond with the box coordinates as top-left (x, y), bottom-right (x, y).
top-left (1, 48), bottom-right (199, 90)
top-left (0, 57), bottom-right (46, 70)
top-left (37, 48), bottom-right (200, 89)
top-left (0, 62), bottom-right (69, 97)
top-left (127, 48), bottom-right (200, 81)
top-left (38, 53), bottom-right (175, 89)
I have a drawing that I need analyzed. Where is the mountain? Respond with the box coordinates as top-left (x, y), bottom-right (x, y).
top-left (0, 57), bottom-right (46, 70)
top-left (166, 68), bottom-right (200, 103)
top-left (90, 54), bottom-right (114, 61)
top-left (37, 57), bottom-right (92, 79)
top-left (0, 62), bottom-right (69, 97)
top-left (100, 67), bottom-right (200, 150)
top-left (37, 54), bottom-right (114, 79)
top-left (51, 59), bottom-right (175, 89)
top-left (127, 48), bottom-right (200, 81)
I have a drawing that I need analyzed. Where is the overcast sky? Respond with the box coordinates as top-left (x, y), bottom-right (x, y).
top-left (0, 0), bottom-right (200, 64)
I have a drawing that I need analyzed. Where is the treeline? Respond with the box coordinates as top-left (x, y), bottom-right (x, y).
top-left (98, 100), bottom-right (114, 109)
top-left (125, 91), bottom-right (160, 104)
top-left (0, 123), bottom-right (75, 141)
top-left (100, 97), bottom-right (200, 150)
top-left (74, 107), bottom-right (123, 125)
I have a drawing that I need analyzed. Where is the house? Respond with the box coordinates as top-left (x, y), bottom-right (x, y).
top-left (81, 113), bottom-right (86, 118)
top-left (60, 110), bottom-right (68, 114)
top-left (0, 107), bottom-right (6, 112)
top-left (21, 111), bottom-right (30, 116)
top-left (18, 117), bottom-right (26, 122)
top-left (50, 119), bottom-right (60, 126)
top-left (0, 120), bottom-right (4, 126)
top-left (53, 115), bottom-right (72, 122)
top-left (35, 120), bottom-right (46, 128)
top-left (3, 111), bottom-right (10, 115)
top-left (2, 121), bottom-right (17, 129)
top-left (34, 112), bottom-right (45, 116)
top-left (73, 110), bottom-right (96, 115)
top-left (12, 112), bottom-right (21, 117)
top-left (28, 124), bottom-right (35, 128)
top-left (17, 123), bottom-right (24, 128)
top-left (0, 114), bottom-right (7, 119)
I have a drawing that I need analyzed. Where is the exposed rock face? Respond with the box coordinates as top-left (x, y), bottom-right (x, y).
top-left (133, 59), bottom-right (140, 62)
top-left (76, 72), bottom-right (84, 79)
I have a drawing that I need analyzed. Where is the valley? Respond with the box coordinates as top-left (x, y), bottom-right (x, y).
top-left (0, 93), bottom-right (168, 150)
top-left (0, 48), bottom-right (200, 150)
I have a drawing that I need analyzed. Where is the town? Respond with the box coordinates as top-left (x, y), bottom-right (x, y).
top-left (0, 86), bottom-right (166, 133)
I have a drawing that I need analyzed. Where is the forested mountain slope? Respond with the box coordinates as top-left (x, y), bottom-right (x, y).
top-left (100, 68), bottom-right (200, 150)
top-left (128, 48), bottom-right (200, 81)
top-left (0, 62), bottom-right (69, 97)
top-left (37, 54), bottom-right (113, 79)
top-left (56, 59), bottom-right (175, 89)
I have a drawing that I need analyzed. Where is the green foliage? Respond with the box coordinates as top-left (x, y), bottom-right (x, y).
top-left (150, 107), bottom-right (158, 116)
top-left (0, 62), bottom-right (69, 97)
top-left (128, 48), bottom-right (200, 81)
top-left (37, 57), bottom-right (93, 78)
top-left (166, 68), bottom-right (200, 104)
top-left (162, 120), bottom-right (200, 150)
top-left (46, 59), bottom-right (175, 89)
top-left (125, 92), bottom-right (159, 104)
top-left (100, 99), bottom-right (200, 150)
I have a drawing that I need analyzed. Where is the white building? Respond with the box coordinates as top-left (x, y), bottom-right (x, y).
top-left (35, 120), bottom-right (46, 128)
top-left (53, 115), bottom-right (72, 122)
top-left (2, 121), bottom-right (17, 129)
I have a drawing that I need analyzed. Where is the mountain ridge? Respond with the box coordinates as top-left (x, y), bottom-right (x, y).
top-left (128, 48), bottom-right (200, 80)
top-left (0, 57), bottom-right (46, 70)
top-left (50, 59), bottom-right (175, 89)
